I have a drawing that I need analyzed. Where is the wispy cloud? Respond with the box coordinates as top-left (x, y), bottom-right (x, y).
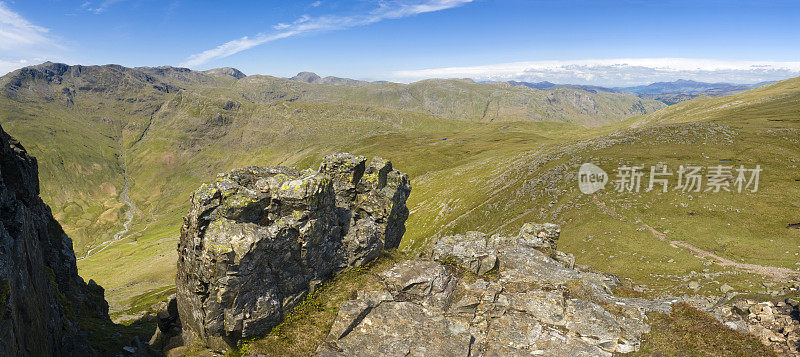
top-left (392, 58), bottom-right (800, 86)
top-left (273, 15), bottom-right (311, 30)
top-left (0, 2), bottom-right (63, 75)
top-left (0, 1), bottom-right (52, 50)
top-left (180, 0), bottom-right (473, 68)
top-left (0, 58), bottom-right (41, 75)
top-left (310, 1), bottom-right (322, 8)
top-left (81, 0), bottom-right (125, 14)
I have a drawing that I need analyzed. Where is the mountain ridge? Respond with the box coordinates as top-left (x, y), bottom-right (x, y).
top-left (1, 62), bottom-right (797, 333)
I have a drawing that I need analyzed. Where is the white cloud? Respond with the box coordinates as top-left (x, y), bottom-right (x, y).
top-left (0, 2), bottom-right (63, 75)
top-left (181, 0), bottom-right (473, 68)
top-left (0, 58), bottom-right (36, 75)
top-left (273, 14), bottom-right (311, 30)
top-left (391, 58), bottom-right (800, 86)
top-left (310, 1), bottom-right (322, 8)
top-left (0, 1), bottom-right (51, 50)
top-left (81, 0), bottom-right (125, 14)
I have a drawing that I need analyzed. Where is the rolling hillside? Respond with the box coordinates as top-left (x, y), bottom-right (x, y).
top-left (0, 62), bottom-right (796, 323)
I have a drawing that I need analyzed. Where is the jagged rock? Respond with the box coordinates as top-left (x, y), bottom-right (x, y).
top-left (319, 154), bottom-right (411, 267)
top-left (431, 231), bottom-right (498, 275)
top-left (518, 222), bottom-right (561, 250)
top-left (719, 283), bottom-right (734, 293)
top-left (149, 297), bottom-right (182, 355)
top-left (319, 223), bottom-right (675, 356)
top-left (0, 124), bottom-right (111, 355)
top-left (380, 260), bottom-right (457, 310)
top-left (701, 296), bottom-right (800, 355)
top-left (175, 153), bottom-right (410, 350)
top-left (317, 301), bottom-right (473, 357)
top-left (507, 290), bottom-right (566, 326)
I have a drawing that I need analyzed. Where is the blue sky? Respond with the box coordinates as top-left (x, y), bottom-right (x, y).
top-left (1, 0), bottom-right (799, 85)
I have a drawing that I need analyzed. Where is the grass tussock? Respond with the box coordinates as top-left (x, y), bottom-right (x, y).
top-left (632, 303), bottom-right (777, 357)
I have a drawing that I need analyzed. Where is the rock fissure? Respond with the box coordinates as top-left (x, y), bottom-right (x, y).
top-left (0, 124), bottom-right (112, 356)
top-left (170, 153), bottom-right (411, 351)
top-left (318, 223), bottom-right (676, 356)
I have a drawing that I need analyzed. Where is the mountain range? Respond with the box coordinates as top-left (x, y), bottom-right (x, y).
top-left (0, 62), bottom-right (798, 355)
top-left (502, 78), bottom-right (773, 105)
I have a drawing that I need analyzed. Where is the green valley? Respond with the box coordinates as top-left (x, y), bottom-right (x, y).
top-left (1, 63), bottom-right (798, 351)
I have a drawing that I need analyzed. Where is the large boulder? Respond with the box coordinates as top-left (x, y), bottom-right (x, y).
top-left (320, 223), bottom-right (675, 356)
top-left (176, 153), bottom-right (410, 350)
top-left (0, 124), bottom-right (111, 356)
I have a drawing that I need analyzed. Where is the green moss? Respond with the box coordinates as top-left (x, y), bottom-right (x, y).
top-left (209, 242), bottom-right (232, 254)
top-left (224, 343), bottom-right (251, 357)
top-left (481, 265), bottom-right (499, 280)
top-left (438, 255), bottom-right (460, 267)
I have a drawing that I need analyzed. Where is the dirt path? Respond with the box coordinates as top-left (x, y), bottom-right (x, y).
top-left (592, 196), bottom-right (799, 282)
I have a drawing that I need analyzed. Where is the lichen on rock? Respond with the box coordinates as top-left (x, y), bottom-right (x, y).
top-left (319, 223), bottom-right (677, 356)
top-left (174, 153), bottom-right (410, 350)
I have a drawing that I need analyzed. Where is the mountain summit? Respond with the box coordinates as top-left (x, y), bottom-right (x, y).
top-left (204, 67), bottom-right (247, 79)
top-left (291, 71), bottom-right (323, 83)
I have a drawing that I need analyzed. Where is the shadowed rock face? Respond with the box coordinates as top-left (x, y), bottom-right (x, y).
top-left (175, 153), bottom-right (410, 350)
top-left (0, 124), bottom-right (110, 356)
top-left (319, 224), bottom-right (676, 357)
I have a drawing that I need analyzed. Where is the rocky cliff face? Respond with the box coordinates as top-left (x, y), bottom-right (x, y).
top-left (0, 124), bottom-right (110, 356)
top-left (175, 153), bottom-right (410, 350)
top-left (318, 223), bottom-right (676, 356)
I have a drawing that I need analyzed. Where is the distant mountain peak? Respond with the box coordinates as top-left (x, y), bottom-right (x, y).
top-left (291, 71), bottom-right (322, 83)
top-left (506, 80), bottom-right (617, 94)
top-left (289, 71), bottom-right (372, 86)
top-left (204, 67), bottom-right (246, 79)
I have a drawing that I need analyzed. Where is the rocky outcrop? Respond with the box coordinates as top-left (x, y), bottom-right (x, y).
top-left (700, 297), bottom-right (800, 356)
top-left (175, 153), bottom-right (410, 350)
top-left (0, 124), bottom-right (111, 356)
top-left (203, 67), bottom-right (247, 79)
top-left (148, 297), bottom-right (183, 355)
top-left (318, 223), bottom-right (676, 356)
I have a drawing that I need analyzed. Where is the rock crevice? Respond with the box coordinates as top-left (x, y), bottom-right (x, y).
top-left (0, 124), bottom-right (111, 356)
top-left (318, 223), bottom-right (676, 356)
top-left (174, 153), bottom-right (410, 350)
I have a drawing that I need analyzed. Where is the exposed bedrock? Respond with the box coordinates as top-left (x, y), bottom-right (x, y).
top-left (0, 124), bottom-right (111, 356)
top-left (174, 153), bottom-right (410, 350)
top-left (318, 224), bottom-right (676, 357)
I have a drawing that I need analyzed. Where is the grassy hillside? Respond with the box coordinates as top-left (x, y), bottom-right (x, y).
top-left (233, 76), bottom-right (666, 126)
top-left (632, 77), bottom-right (800, 126)
top-left (0, 62), bottom-right (796, 323)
